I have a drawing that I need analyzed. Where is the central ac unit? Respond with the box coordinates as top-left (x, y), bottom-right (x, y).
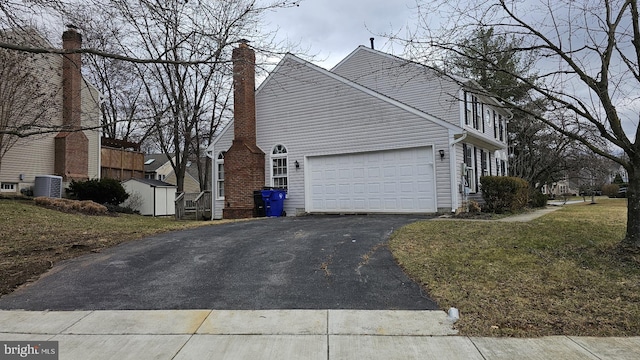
top-left (34, 175), bottom-right (63, 198)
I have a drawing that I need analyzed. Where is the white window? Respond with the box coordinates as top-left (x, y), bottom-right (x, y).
top-left (462, 143), bottom-right (476, 193)
top-left (271, 144), bottom-right (288, 189)
top-left (485, 108), bottom-right (491, 133)
top-left (216, 151), bottom-right (225, 199)
top-left (480, 150), bottom-right (489, 177)
top-left (1, 183), bottom-right (17, 192)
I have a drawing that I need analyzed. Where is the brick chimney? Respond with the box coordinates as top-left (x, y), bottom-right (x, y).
top-left (55, 26), bottom-right (89, 182)
top-left (223, 40), bottom-right (265, 219)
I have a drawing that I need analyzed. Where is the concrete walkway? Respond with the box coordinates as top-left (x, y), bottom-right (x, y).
top-left (495, 206), bottom-right (562, 222)
top-left (2, 310), bottom-right (639, 359)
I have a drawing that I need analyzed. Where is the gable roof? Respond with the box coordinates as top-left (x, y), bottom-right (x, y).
top-left (259, 53), bottom-right (463, 133)
top-left (144, 153), bottom-right (172, 172)
top-left (123, 178), bottom-right (175, 188)
top-left (335, 46), bottom-right (511, 115)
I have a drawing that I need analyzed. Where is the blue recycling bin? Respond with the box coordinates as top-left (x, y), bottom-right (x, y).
top-left (261, 189), bottom-right (286, 217)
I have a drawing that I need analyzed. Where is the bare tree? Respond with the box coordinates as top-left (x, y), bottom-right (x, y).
top-left (448, 26), bottom-right (580, 191)
top-left (66, 0), bottom-right (299, 192)
top-left (3, 1), bottom-right (304, 192)
top-left (0, 29), bottom-right (61, 172)
top-left (397, 0), bottom-right (640, 251)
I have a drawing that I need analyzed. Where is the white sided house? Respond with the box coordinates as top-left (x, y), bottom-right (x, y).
top-left (0, 27), bottom-right (101, 195)
top-left (208, 43), bottom-right (510, 219)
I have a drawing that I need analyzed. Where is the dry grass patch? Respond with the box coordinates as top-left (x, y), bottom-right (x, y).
top-left (0, 198), bottom-right (233, 295)
top-left (34, 196), bottom-right (109, 215)
top-left (389, 198), bottom-right (640, 337)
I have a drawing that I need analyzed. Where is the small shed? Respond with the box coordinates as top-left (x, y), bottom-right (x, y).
top-left (122, 178), bottom-right (176, 216)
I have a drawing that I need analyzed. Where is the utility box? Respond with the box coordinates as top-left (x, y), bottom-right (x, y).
top-left (34, 175), bottom-right (63, 198)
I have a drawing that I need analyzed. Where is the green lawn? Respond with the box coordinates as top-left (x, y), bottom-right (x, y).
top-left (389, 198), bottom-right (640, 337)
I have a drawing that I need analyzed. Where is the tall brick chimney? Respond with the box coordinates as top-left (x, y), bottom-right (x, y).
top-left (55, 25), bottom-right (89, 181)
top-left (223, 40), bottom-right (265, 219)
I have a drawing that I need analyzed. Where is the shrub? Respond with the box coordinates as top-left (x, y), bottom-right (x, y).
top-left (104, 203), bottom-right (139, 214)
top-left (613, 173), bottom-right (624, 184)
top-left (468, 200), bottom-right (482, 213)
top-left (602, 184), bottom-right (619, 198)
top-left (20, 187), bottom-right (33, 197)
top-left (480, 176), bottom-right (530, 213)
top-left (529, 191), bottom-right (548, 208)
top-left (68, 178), bottom-right (129, 206)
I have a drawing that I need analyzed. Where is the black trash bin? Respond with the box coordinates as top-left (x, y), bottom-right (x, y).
top-left (253, 190), bottom-right (265, 217)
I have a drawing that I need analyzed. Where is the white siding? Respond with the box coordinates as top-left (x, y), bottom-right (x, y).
top-left (122, 180), bottom-right (152, 215)
top-left (255, 57), bottom-right (453, 216)
top-left (82, 83), bottom-right (102, 180)
top-left (332, 47), bottom-right (462, 126)
top-left (333, 47), bottom-right (510, 151)
top-left (0, 43), bottom-right (101, 192)
top-left (211, 124), bottom-right (234, 219)
top-left (0, 50), bottom-right (63, 192)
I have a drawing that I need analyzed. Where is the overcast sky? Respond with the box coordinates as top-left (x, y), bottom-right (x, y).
top-left (263, 0), bottom-right (417, 69)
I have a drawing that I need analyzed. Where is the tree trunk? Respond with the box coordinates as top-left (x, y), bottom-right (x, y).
top-left (622, 166), bottom-right (640, 251)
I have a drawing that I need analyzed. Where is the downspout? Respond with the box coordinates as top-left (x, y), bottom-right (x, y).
top-left (450, 131), bottom-right (468, 213)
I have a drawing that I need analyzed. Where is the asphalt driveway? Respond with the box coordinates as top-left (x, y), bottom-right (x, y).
top-left (0, 215), bottom-right (438, 311)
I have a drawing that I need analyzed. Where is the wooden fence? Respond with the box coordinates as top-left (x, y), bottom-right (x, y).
top-left (175, 190), bottom-right (211, 220)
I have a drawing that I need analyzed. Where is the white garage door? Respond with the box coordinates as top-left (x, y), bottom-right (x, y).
top-left (307, 147), bottom-right (436, 213)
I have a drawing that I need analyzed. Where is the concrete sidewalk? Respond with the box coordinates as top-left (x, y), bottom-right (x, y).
top-left (1, 310), bottom-right (639, 359)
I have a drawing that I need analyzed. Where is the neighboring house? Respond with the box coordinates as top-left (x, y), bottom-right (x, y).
top-left (143, 154), bottom-right (200, 193)
top-left (611, 165), bottom-right (629, 184)
top-left (541, 178), bottom-right (579, 197)
top-left (208, 42), bottom-right (510, 219)
top-left (0, 27), bottom-right (101, 195)
top-left (121, 178), bottom-right (176, 216)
